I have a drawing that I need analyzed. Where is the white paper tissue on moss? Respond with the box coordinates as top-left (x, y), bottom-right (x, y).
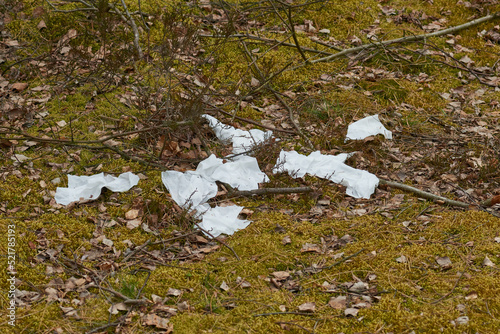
top-left (55, 172), bottom-right (140, 205)
top-left (273, 150), bottom-right (379, 199)
top-left (346, 114), bottom-right (392, 141)
top-left (202, 114), bottom-right (273, 154)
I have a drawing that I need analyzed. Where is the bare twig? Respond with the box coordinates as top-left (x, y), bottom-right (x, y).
top-left (379, 179), bottom-right (471, 209)
top-left (118, 0), bottom-right (143, 58)
top-left (254, 311), bottom-right (315, 317)
top-left (430, 270), bottom-right (465, 304)
top-left (226, 186), bottom-right (312, 198)
top-left (205, 103), bottom-right (297, 134)
top-left (320, 248), bottom-right (364, 270)
top-left (310, 12), bottom-right (500, 64)
top-left (121, 239), bottom-right (151, 263)
top-left (193, 222), bottom-right (241, 261)
top-left (238, 40), bottom-right (314, 149)
top-left (200, 33), bottom-right (334, 55)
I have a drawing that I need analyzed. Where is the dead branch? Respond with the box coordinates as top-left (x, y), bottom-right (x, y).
top-left (226, 186), bottom-right (312, 198)
top-left (193, 222), bottom-right (241, 261)
top-left (238, 40), bottom-right (314, 149)
top-left (92, 285), bottom-right (150, 305)
top-left (310, 12), bottom-right (500, 64)
top-left (199, 33), bottom-right (334, 55)
top-left (46, 0), bottom-right (145, 58)
top-left (204, 102), bottom-right (297, 134)
top-left (320, 248), bottom-right (364, 270)
top-left (481, 194), bottom-right (500, 207)
top-left (379, 179), bottom-right (471, 208)
top-left (121, 239), bottom-right (151, 263)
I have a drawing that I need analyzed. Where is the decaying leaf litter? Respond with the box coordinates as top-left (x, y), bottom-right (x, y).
top-left (1, 0), bottom-right (500, 333)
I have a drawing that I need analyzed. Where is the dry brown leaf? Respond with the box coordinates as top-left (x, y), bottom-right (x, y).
top-left (297, 302), bottom-right (315, 313)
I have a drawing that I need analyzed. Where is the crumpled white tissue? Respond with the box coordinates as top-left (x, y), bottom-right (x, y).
top-left (203, 114), bottom-right (273, 154)
top-left (273, 150), bottom-right (379, 199)
top-left (346, 114), bottom-right (392, 141)
top-left (161, 170), bottom-right (217, 212)
top-left (55, 172), bottom-right (140, 205)
top-left (196, 154), bottom-right (269, 191)
top-left (162, 154), bottom-right (267, 236)
top-left (198, 205), bottom-right (250, 237)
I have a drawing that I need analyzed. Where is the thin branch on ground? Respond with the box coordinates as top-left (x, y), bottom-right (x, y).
top-left (430, 270), bottom-right (465, 304)
top-left (193, 222), bottom-right (241, 261)
top-left (226, 186), bottom-right (312, 198)
top-left (92, 285), bottom-right (150, 305)
top-left (199, 33), bottom-right (335, 55)
top-left (238, 40), bottom-right (314, 149)
top-left (254, 311), bottom-right (315, 317)
top-left (320, 248), bottom-right (364, 270)
top-left (379, 179), bottom-right (471, 208)
top-left (121, 239), bottom-right (151, 263)
top-left (309, 11), bottom-right (500, 65)
top-left (205, 102), bottom-right (297, 134)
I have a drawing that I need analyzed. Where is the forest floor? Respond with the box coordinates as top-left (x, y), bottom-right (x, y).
top-left (1, 0), bottom-right (500, 333)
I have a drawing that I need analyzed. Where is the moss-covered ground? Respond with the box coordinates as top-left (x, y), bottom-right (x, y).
top-left (1, 0), bottom-right (500, 333)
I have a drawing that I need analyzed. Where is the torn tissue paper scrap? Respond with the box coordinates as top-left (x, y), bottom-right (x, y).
top-left (55, 172), bottom-right (140, 205)
top-left (161, 154), bottom-right (267, 236)
top-left (198, 205), bottom-right (251, 237)
top-left (202, 114), bottom-right (273, 154)
top-left (345, 114), bottom-right (392, 141)
top-left (161, 170), bottom-right (217, 214)
top-left (196, 154), bottom-right (269, 191)
top-left (273, 150), bottom-right (379, 199)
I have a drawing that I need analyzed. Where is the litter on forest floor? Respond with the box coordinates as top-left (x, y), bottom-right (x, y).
top-left (55, 172), bottom-right (140, 205)
top-left (54, 115), bottom-right (388, 235)
top-left (161, 154), bottom-right (266, 236)
top-left (273, 150), bottom-right (379, 199)
top-left (203, 114), bottom-right (273, 154)
top-left (345, 114), bottom-right (392, 141)
top-left (198, 205), bottom-right (251, 237)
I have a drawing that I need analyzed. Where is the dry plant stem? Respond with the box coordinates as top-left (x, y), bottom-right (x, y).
top-left (430, 270), bottom-right (465, 304)
top-left (94, 285), bottom-right (150, 305)
top-left (121, 239), bottom-right (151, 263)
top-left (110, 1), bottom-right (143, 58)
top-left (227, 186), bottom-right (312, 198)
top-left (272, 88), bottom-right (315, 149)
top-left (275, 321), bottom-right (314, 334)
top-left (310, 12), bottom-right (500, 64)
top-left (239, 40), bottom-right (314, 149)
top-left (86, 318), bottom-right (125, 334)
top-left (379, 179), bottom-right (470, 209)
top-left (206, 102), bottom-right (296, 134)
top-left (253, 311), bottom-right (315, 317)
top-left (481, 194), bottom-right (500, 207)
top-left (199, 33), bottom-right (334, 55)
top-left (193, 222), bottom-right (241, 261)
top-left (321, 248), bottom-right (364, 270)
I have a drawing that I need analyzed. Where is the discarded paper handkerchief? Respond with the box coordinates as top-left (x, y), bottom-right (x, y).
top-left (345, 114), bottom-right (392, 141)
top-left (273, 150), bottom-right (379, 199)
top-left (55, 172), bottom-right (140, 205)
top-left (198, 205), bottom-right (250, 237)
top-left (203, 114), bottom-right (273, 154)
top-left (161, 170), bottom-right (218, 212)
top-left (196, 154), bottom-right (269, 191)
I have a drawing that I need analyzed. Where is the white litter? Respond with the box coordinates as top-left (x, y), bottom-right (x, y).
top-left (202, 114), bottom-right (273, 154)
top-left (346, 114), bottom-right (392, 141)
top-left (161, 170), bottom-right (217, 213)
top-left (196, 154), bottom-right (269, 191)
top-left (55, 172), bottom-right (140, 205)
top-left (273, 150), bottom-right (379, 199)
top-left (198, 205), bottom-right (250, 237)
top-left (161, 154), bottom-right (266, 236)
